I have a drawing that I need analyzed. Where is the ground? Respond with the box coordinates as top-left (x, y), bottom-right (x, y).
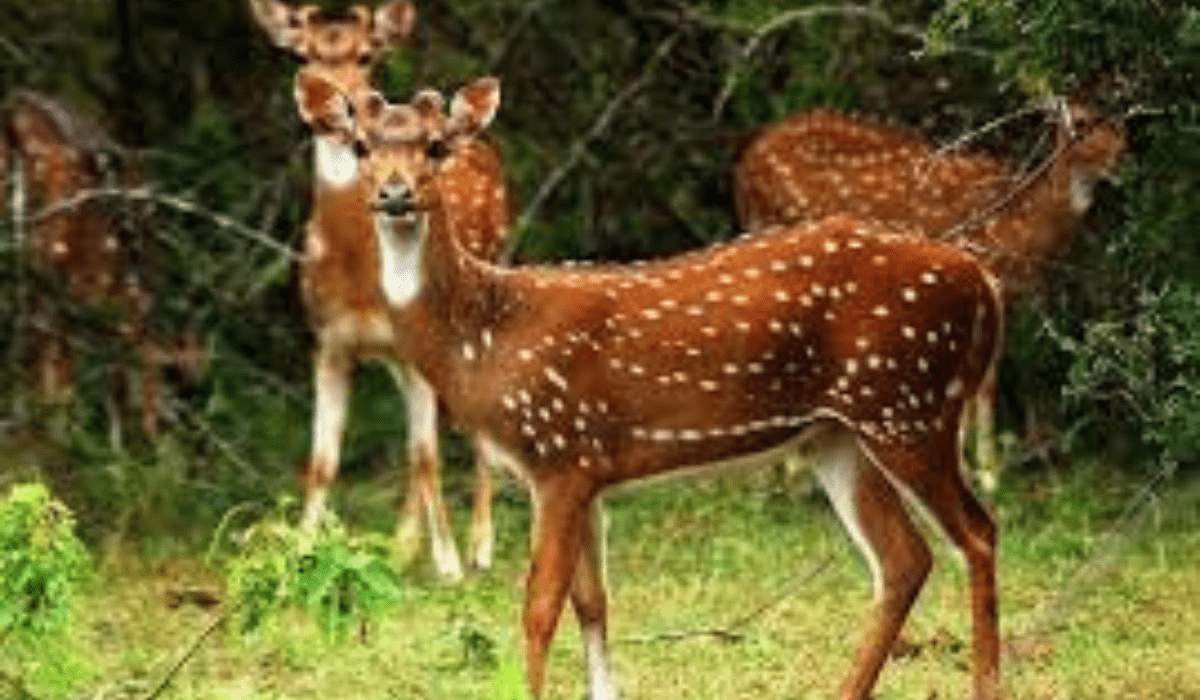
top-left (7, 461), bottom-right (1200, 700)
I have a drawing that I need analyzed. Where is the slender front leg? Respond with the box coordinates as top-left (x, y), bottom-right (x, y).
top-left (470, 434), bottom-right (496, 570)
top-left (572, 499), bottom-right (617, 700)
top-left (139, 340), bottom-right (163, 438)
top-left (392, 364), bottom-right (464, 580)
top-left (301, 346), bottom-right (352, 533)
top-left (524, 475), bottom-right (594, 698)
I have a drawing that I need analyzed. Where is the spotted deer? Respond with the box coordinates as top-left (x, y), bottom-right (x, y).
top-left (254, 0), bottom-right (510, 575)
top-left (304, 71), bottom-right (1005, 700)
top-left (3, 90), bottom-right (205, 446)
top-left (733, 99), bottom-right (1125, 490)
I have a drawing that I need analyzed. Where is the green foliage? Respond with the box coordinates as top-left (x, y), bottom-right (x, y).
top-left (1057, 284), bottom-right (1200, 469)
top-left (222, 500), bottom-right (404, 642)
top-left (0, 483), bottom-right (89, 637)
top-left (928, 0), bottom-right (1200, 471)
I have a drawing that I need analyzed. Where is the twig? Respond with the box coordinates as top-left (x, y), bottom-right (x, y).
top-left (0, 35), bottom-right (27, 63)
top-left (1015, 458), bottom-right (1179, 647)
top-left (161, 392), bottom-right (271, 487)
top-left (141, 608), bottom-right (230, 700)
top-left (21, 186), bottom-right (300, 261)
top-left (504, 33), bottom-right (682, 261)
top-left (925, 102), bottom-right (1049, 165)
top-left (485, 0), bottom-right (554, 73)
top-left (700, 4), bottom-right (990, 119)
top-left (934, 124), bottom-right (1074, 249)
top-left (621, 554), bottom-right (833, 645)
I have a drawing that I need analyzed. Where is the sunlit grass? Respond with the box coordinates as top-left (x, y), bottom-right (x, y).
top-left (9, 463), bottom-right (1200, 699)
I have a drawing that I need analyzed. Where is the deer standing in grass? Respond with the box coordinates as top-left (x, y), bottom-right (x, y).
top-left (733, 98), bottom-right (1125, 490)
top-left (253, 0), bottom-right (510, 575)
top-left (3, 91), bottom-right (204, 447)
top-left (300, 70), bottom-right (1005, 700)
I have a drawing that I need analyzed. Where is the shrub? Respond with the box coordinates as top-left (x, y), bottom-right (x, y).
top-left (0, 483), bottom-right (90, 637)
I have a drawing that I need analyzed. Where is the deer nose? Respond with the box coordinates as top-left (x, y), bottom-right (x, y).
top-left (374, 182), bottom-right (414, 216)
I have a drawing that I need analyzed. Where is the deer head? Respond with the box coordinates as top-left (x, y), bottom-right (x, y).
top-left (251, 0), bottom-right (414, 95)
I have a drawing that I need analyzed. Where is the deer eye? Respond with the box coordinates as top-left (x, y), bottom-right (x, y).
top-left (426, 139), bottom-right (449, 160)
top-left (357, 53), bottom-right (372, 66)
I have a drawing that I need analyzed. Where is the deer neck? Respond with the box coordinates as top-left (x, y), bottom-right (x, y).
top-left (305, 136), bottom-right (384, 320)
top-left (310, 135), bottom-right (375, 250)
top-left (379, 193), bottom-right (527, 421)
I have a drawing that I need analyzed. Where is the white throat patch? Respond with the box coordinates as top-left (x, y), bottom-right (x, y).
top-left (376, 214), bottom-right (425, 307)
top-left (1069, 170), bottom-right (1097, 214)
top-left (314, 135), bottom-right (359, 188)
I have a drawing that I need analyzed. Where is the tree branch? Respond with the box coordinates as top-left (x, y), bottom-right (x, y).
top-left (21, 186), bottom-right (300, 261)
top-left (504, 32), bottom-right (682, 261)
top-left (674, 4), bottom-right (990, 119)
top-left (620, 554), bottom-right (833, 645)
top-left (141, 608), bottom-right (229, 700)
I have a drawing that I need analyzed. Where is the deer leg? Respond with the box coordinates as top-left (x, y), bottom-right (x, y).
top-left (469, 434), bottom-right (496, 570)
top-left (35, 325), bottom-right (74, 443)
top-left (106, 359), bottom-right (128, 452)
top-left (972, 368), bottom-right (1000, 493)
top-left (524, 475), bottom-right (592, 699)
top-left (814, 432), bottom-right (932, 700)
top-left (301, 346), bottom-right (352, 534)
top-left (571, 499), bottom-right (616, 700)
top-left (876, 437), bottom-right (1000, 700)
top-left (393, 364), bottom-right (463, 580)
top-left (139, 340), bottom-right (163, 438)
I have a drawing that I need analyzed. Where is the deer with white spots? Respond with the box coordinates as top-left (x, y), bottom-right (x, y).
top-left (3, 91), bottom-right (205, 446)
top-left (254, 0), bottom-right (511, 575)
top-left (301, 71), bottom-right (1006, 700)
top-left (733, 96), bottom-right (1125, 490)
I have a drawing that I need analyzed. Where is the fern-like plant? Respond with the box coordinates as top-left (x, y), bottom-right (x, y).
top-left (221, 500), bottom-right (404, 641)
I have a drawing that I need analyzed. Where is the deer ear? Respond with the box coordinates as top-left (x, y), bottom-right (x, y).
top-left (447, 77), bottom-right (500, 138)
top-left (250, 0), bottom-right (313, 56)
top-left (293, 67), bottom-right (353, 137)
top-left (373, 1), bottom-right (415, 50)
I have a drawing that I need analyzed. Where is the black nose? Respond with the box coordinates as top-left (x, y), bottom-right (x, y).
top-left (374, 186), bottom-right (414, 216)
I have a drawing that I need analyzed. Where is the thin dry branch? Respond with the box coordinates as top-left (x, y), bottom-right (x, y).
top-left (20, 186), bottom-right (299, 261)
top-left (141, 608), bottom-right (229, 700)
top-left (504, 32), bottom-right (682, 260)
top-left (936, 116), bottom-right (1077, 249)
top-left (1010, 457), bottom-right (1178, 665)
top-left (485, 0), bottom-right (555, 73)
top-left (684, 4), bottom-right (990, 118)
top-left (621, 554), bottom-right (833, 645)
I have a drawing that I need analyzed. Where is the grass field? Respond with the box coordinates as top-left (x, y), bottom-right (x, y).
top-left (7, 460), bottom-right (1200, 700)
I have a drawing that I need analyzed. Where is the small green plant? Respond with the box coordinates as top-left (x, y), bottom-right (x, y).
top-left (222, 500), bottom-right (404, 641)
top-left (0, 483), bottom-right (89, 638)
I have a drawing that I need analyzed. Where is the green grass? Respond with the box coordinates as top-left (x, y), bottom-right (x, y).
top-left (6, 463), bottom-right (1200, 700)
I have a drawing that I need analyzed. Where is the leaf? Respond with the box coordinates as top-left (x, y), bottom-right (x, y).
top-left (298, 553), bottom-right (343, 608)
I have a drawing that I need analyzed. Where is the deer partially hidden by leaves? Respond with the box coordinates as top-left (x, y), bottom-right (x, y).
top-left (3, 91), bottom-right (204, 447)
top-left (253, 0), bottom-right (512, 576)
top-left (733, 95), bottom-right (1125, 490)
top-left (301, 70), bottom-right (1006, 700)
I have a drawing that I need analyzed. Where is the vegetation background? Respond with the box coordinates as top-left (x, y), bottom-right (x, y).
top-left (0, 1), bottom-right (1197, 698)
